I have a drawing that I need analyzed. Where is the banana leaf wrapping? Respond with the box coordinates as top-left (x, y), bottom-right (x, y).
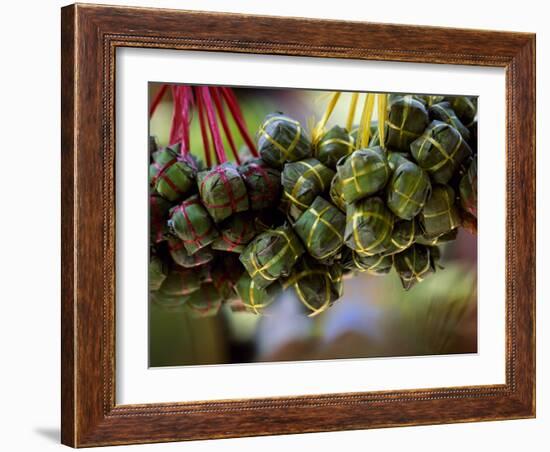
top-left (415, 95), bottom-right (445, 107)
top-left (386, 152), bottom-right (431, 220)
top-left (443, 96), bottom-right (477, 127)
top-left (345, 196), bottom-right (394, 256)
top-left (168, 195), bottom-right (219, 255)
top-left (211, 255), bottom-right (244, 301)
top-left (238, 158), bottom-right (281, 211)
top-left (185, 283), bottom-right (223, 318)
top-left (388, 94), bottom-right (432, 107)
top-left (341, 247), bottom-right (393, 275)
top-left (281, 158), bottom-right (335, 222)
top-left (167, 237), bottom-right (214, 268)
top-left (314, 125), bottom-right (354, 169)
top-left (394, 244), bottom-right (440, 290)
top-left (382, 219), bottom-right (417, 256)
top-left (150, 193), bottom-right (171, 243)
top-left (428, 101), bottom-right (471, 141)
top-left (257, 113), bottom-right (312, 169)
top-left (385, 96), bottom-right (429, 151)
top-left (198, 265), bottom-right (214, 284)
top-left (459, 158), bottom-right (478, 218)
top-left (211, 213), bottom-right (257, 253)
top-left (239, 224), bottom-right (305, 289)
top-left (158, 268), bottom-right (201, 296)
top-left (284, 257), bottom-right (343, 317)
top-left (410, 120), bottom-right (472, 184)
top-left (293, 196), bottom-right (346, 260)
top-left (149, 256), bottom-right (167, 291)
top-left (197, 163), bottom-right (249, 223)
top-left (336, 147), bottom-right (390, 204)
top-left (150, 145), bottom-right (195, 201)
top-left (329, 173), bottom-right (346, 212)
top-left (419, 185), bottom-right (461, 238)
top-left (235, 273), bottom-right (282, 315)
top-left (254, 209), bottom-right (285, 233)
top-left (416, 228), bottom-right (458, 246)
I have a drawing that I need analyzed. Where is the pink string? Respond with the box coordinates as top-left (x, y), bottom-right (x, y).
top-left (211, 88), bottom-right (241, 164)
top-left (200, 87), bottom-right (227, 164)
top-left (149, 84), bottom-right (167, 119)
top-left (196, 88), bottom-right (212, 168)
top-left (169, 85), bottom-right (183, 146)
top-left (221, 88), bottom-right (259, 157)
top-left (179, 86), bottom-right (192, 155)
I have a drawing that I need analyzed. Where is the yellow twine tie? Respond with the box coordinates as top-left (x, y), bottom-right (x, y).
top-left (377, 93), bottom-right (387, 149)
top-left (346, 92), bottom-right (359, 132)
top-left (312, 92), bottom-right (341, 145)
top-left (358, 93), bottom-right (375, 149)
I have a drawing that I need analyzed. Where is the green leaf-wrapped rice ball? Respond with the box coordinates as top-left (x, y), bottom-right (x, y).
top-left (158, 268), bottom-right (201, 296)
top-left (345, 196), bottom-right (394, 256)
top-left (167, 238), bottom-right (214, 268)
top-left (211, 213), bottom-right (257, 253)
top-left (314, 125), bottom-right (354, 169)
top-left (197, 163), bottom-right (249, 223)
top-left (341, 248), bottom-right (393, 275)
top-left (211, 255), bottom-right (244, 301)
top-left (235, 273), bottom-right (282, 315)
top-left (168, 195), bottom-right (219, 255)
top-left (253, 209), bottom-right (285, 233)
top-left (240, 224), bottom-right (305, 289)
top-left (149, 256), bottom-right (167, 291)
top-left (410, 120), bottom-right (472, 184)
top-left (284, 257), bottom-right (343, 317)
top-left (185, 284), bottom-right (223, 318)
top-left (382, 219), bottom-right (417, 256)
top-left (459, 158), bottom-right (478, 218)
top-left (257, 113), bottom-right (312, 169)
top-left (281, 158), bottom-right (335, 221)
top-left (415, 95), bottom-right (445, 107)
top-left (329, 173), bottom-right (346, 212)
top-left (419, 185), bottom-right (461, 238)
top-left (388, 94), bottom-right (425, 106)
top-left (150, 193), bottom-right (171, 243)
top-left (150, 144), bottom-right (195, 201)
top-left (443, 96), bottom-right (477, 127)
top-left (336, 147), bottom-right (390, 204)
top-left (429, 101), bottom-right (470, 141)
top-left (237, 158), bottom-right (281, 211)
top-left (394, 244), bottom-right (440, 290)
top-left (386, 153), bottom-right (431, 220)
top-left (385, 96), bottom-right (429, 151)
top-left (293, 196), bottom-right (346, 260)
top-left (416, 228), bottom-right (458, 246)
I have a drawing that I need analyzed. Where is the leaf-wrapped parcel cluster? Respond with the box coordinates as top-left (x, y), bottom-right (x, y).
top-left (149, 96), bottom-right (478, 317)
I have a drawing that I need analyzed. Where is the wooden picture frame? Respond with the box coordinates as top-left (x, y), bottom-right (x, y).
top-left (61, 3), bottom-right (536, 447)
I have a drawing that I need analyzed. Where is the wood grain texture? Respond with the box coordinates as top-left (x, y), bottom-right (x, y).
top-left (60, 3), bottom-right (536, 447)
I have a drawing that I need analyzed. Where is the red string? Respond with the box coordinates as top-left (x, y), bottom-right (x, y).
top-left (201, 87), bottom-right (227, 164)
top-left (220, 88), bottom-right (259, 157)
top-left (196, 88), bottom-right (212, 168)
top-left (169, 85), bottom-right (183, 146)
top-left (179, 86), bottom-right (192, 155)
top-left (211, 88), bottom-right (241, 164)
top-left (149, 84), bottom-right (167, 118)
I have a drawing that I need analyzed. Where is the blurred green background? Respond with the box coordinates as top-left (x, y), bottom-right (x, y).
top-left (149, 84), bottom-right (477, 367)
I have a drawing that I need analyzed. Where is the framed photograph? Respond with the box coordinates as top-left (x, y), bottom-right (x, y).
top-left (61, 3), bottom-right (536, 447)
